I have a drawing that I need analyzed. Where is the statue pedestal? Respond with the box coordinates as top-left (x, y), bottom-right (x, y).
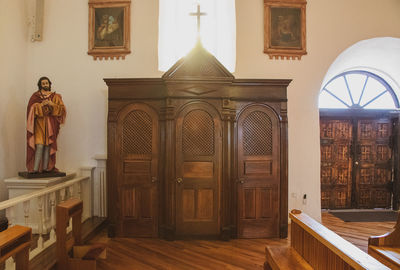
top-left (18, 171), bottom-right (66, 179)
top-left (4, 173), bottom-right (75, 234)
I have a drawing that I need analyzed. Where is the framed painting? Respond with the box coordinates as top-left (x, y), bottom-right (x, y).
top-left (88, 0), bottom-right (131, 60)
top-left (264, 0), bottom-right (307, 60)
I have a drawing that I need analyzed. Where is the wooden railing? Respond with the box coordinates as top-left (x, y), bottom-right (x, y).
top-left (368, 211), bottom-right (400, 269)
top-left (0, 225), bottom-right (31, 270)
top-left (265, 209), bottom-right (390, 270)
top-left (289, 210), bottom-right (389, 270)
top-left (0, 172), bottom-right (92, 270)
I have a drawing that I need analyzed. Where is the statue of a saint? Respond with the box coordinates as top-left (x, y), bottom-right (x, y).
top-left (24, 77), bottom-right (66, 177)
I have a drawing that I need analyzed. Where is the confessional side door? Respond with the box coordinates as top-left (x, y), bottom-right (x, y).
top-left (237, 104), bottom-right (280, 238)
top-left (175, 103), bottom-right (222, 236)
top-left (117, 103), bottom-right (159, 237)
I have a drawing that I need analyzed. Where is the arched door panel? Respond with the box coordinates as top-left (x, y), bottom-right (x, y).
top-left (175, 103), bottom-right (222, 236)
top-left (237, 105), bottom-right (280, 238)
top-left (117, 103), bottom-right (159, 237)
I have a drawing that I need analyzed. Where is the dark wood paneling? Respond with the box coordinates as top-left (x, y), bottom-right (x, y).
top-left (183, 162), bottom-right (213, 178)
top-left (237, 105), bottom-right (280, 238)
top-left (106, 44), bottom-right (289, 239)
top-left (175, 103), bottom-right (221, 236)
top-left (116, 103), bottom-right (159, 237)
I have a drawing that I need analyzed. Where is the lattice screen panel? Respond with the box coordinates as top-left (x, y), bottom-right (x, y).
top-left (183, 110), bottom-right (214, 155)
top-left (243, 111), bottom-right (272, 156)
top-left (122, 110), bottom-right (152, 155)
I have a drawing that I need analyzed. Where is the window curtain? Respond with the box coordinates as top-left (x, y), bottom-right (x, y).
top-left (158, 0), bottom-right (236, 72)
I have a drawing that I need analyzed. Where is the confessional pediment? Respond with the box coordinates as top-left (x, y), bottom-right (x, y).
top-left (162, 42), bottom-right (234, 81)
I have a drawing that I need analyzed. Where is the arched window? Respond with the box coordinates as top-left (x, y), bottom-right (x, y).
top-left (158, 0), bottom-right (236, 72)
top-left (319, 71), bottom-right (399, 110)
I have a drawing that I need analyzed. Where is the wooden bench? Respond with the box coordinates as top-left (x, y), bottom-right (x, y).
top-left (368, 211), bottom-right (400, 270)
top-left (56, 198), bottom-right (106, 270)
top-left (0, 225), bottom-right (31, 270)
top-left (264, 209), bottom-right (390, 270)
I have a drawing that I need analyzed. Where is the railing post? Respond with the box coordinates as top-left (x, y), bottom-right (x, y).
top-left (23, 201), bottom-right (30, 227)
top-left (94, 155), bottom-right (107, 217)
top-left (49, 192), bottom-right (56, 242)
top-left (60, 188), bottom-right (66, 202)
top-left (80, 167), bottom-right (95, 221)
top-left (68, 185), bottom-right (74, 200)
top-left (37, 196), bottom-right (44, 249)
top-left (6, 206), bottom-right (15, 228)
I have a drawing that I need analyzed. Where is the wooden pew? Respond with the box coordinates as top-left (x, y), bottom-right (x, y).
top-left (265, 209), bottom-right (390, 270)
top-left (0, 225), bottom-right (32, 270)
top-left (56, 198), bottom-right (105, 270)
top-left (368, 211), bottom-right (400, 269)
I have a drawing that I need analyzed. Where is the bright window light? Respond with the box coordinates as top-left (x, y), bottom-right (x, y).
top-left (319, 71), bottom-right (398, 110)
top-left (158, 0), bottom-right (236, 72)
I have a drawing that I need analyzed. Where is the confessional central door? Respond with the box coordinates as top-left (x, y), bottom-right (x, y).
top-left (237, 105), bottom-right (280, 238)
top-left (175, 103), bottom-right (221, 236)
top-left (320, 115), bottom-right (394, 209)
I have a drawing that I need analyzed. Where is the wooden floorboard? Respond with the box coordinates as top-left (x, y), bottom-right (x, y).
top-left (85, 212), bottom-right (397, 269)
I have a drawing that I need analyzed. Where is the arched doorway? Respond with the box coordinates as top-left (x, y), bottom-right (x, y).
top-left (319, 70), bottom-right (400, 209)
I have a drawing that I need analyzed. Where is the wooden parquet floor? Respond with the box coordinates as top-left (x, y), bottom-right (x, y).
top-left (87, 212), bottom-right (396, 270)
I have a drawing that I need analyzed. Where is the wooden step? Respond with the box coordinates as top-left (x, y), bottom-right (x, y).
top-left (264, 244), bottom-right (312, 270)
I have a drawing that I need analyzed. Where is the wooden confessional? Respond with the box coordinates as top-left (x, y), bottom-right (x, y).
top-left (106, 42), bottom-right (290, 240)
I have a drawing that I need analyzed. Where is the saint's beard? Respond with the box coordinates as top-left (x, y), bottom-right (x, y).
top-left (41, 86), bottom-right (51, 91)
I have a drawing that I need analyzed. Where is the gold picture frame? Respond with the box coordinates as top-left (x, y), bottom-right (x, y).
top-left (88, 0), bottom-right (131, 60)
top-left (264, 0), bottom-right (307, 60)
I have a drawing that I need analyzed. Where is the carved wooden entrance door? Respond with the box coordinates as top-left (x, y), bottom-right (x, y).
top-left (355, 119), bottom-right (393, 208)
top-left (117, 104), bottom-right (159, 237)
top-left (175, 103), bottom-right (221, 236)
top-left (320, 119), bottom-right (353, 209)
top-left (320, 114), bottom-right (394, 209)
top-left (237, 105), bottom-right (280, 238)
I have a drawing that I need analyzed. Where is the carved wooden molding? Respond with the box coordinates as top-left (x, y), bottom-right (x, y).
top-left (264, 0), bottom-right (307, 60)
top-left (88, 0), bottom-right (131, 60)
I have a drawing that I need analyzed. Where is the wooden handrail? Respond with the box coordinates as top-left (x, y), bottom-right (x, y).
top-left (0, 225), bottom-right (31, 270)
top-left (368, 211), bottom-right (400, 269)
top-left (369, 211), bottom-right (400, 246)
top-left (290, 210), bottom-right (389, 270)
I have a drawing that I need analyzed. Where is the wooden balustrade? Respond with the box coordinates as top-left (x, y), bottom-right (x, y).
top-left (0, 173), bottom-right (92, 269)
top-left (0, 225), bottom-right (31, 270)
top-left (368, 211), bottom-right (400, 269)
top-left (265, 209), bottom-right (390, 270)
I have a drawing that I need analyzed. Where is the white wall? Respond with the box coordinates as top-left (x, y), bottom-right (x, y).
top-left (322, 37), bottom-right (400, 98)
top-left (0, 0), bottom-right (29, 202)
top-left (1, 0), bottom-right (400, 220)
top-left (236, 0), bottom-right (400, 220)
